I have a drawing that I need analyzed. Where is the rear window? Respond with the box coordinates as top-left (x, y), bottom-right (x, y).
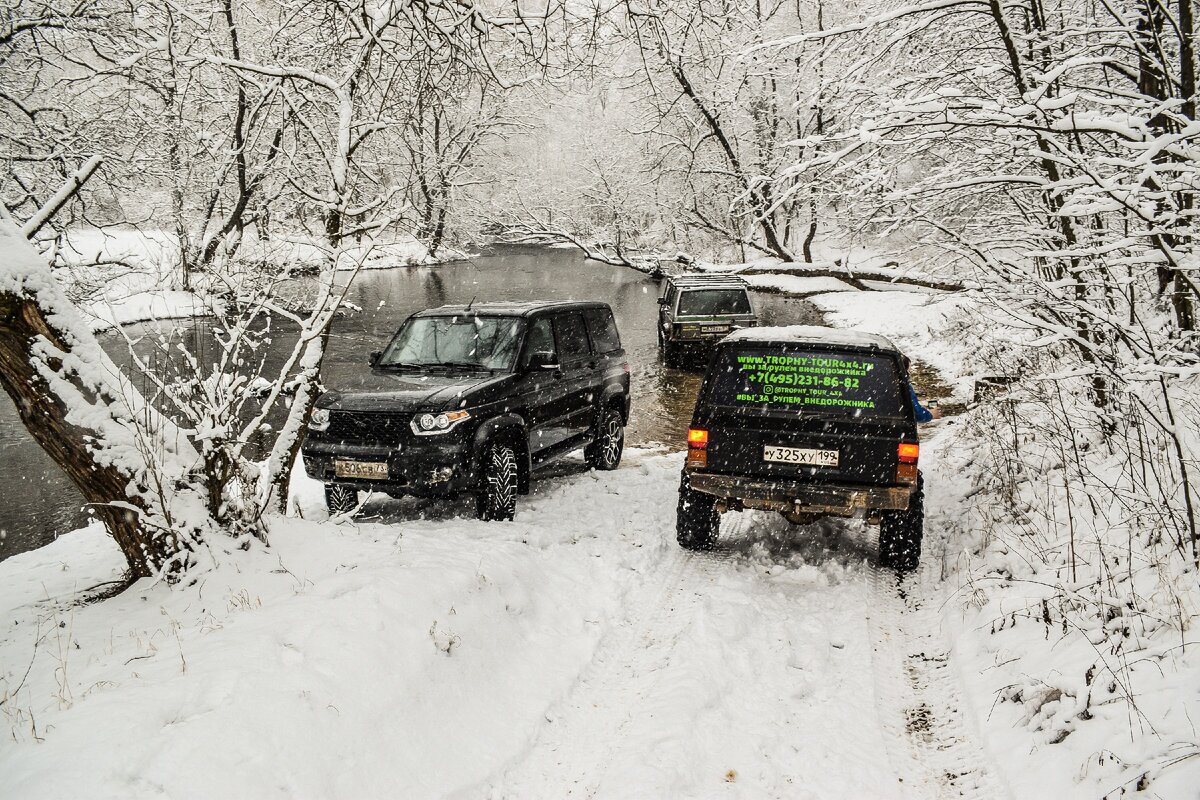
top-left (707, 347), bottom-right (907, 417)
top-left (583, 308), bottom-right (622, 353)
top-left (677, 289), bottom-right (751, 316)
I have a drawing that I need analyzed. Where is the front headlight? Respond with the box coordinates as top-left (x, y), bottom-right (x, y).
top-left (411, 409), bottom-right (471, 435)
top-left (309, 407), bottom-right (331, 432)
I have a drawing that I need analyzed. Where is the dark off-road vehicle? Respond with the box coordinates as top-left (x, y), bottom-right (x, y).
top-left (676, 326), bottom-right (925, 570)
top-left (657, 274), bottom-right (757, 366)
top-left (302, 301), bottom-right (630, 520)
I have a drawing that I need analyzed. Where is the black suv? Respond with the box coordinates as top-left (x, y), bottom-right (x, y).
top-left (657, 274), bottom-right (757, 366)
top-left (302, 301), bottom-right (631, 520)
top-left (676, 326), bottom-right (925, 569)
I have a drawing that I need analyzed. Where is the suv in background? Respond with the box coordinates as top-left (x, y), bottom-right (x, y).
top-left (676, 326), bottom-right (925, 570)
top-left (302, 301), bottom-right (631, 521)
top-left (657, 274), bottom-right (757, 366)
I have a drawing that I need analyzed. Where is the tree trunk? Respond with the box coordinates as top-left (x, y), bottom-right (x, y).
top-left (0, 292), bottom-right (175, 577)
top-left (269, 319), bottom-right (334, 513)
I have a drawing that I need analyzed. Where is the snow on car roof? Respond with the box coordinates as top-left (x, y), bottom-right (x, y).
top-left (723, 324), bottom-right (899, 352)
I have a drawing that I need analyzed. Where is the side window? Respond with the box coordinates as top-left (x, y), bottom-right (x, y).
top-left (522, 317), bottom-right (556, 366)
top-left (584, 308), bottom-right (621, 354)
top-left (554, 313), bottom-right (591, 361)
top-left (665, 287), bottom-right (677, 310)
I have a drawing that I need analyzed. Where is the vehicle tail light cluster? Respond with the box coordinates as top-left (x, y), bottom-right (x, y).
top-left (687, 428), bottom-right (708, 468)
top-left (896, 442), bottom-right (919, 483)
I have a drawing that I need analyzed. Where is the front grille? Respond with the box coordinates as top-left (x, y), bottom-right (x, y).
top-left (326, 410), bottom-right (410, 445)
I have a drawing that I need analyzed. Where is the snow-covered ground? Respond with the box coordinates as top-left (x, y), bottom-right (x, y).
top-left (1, 441), bottom-right (1008, 799)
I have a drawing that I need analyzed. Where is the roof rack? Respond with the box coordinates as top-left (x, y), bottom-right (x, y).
top-left (663, 273), bottom-right (749, 288)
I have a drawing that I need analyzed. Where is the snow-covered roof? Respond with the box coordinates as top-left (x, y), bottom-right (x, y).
top-left (723, 324), bottom-right (899, 352)
top-left (663, 273), bottom-right (748, 288)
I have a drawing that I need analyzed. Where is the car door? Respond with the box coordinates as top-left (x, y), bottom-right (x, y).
top-left (583, 306), bottom-right (628, 403)
top-left (552, 311), bottom-right (596, 443)
top-left (659, 285), bottom-right (676, 342)
top-left (515, 315), bottom-right (569, 454)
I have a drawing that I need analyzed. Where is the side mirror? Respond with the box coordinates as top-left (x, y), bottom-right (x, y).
top-left (525, 351), bottom-right (560, 371)
top-left (369, 350), bottom-right (382, 368)
top-left (657, 297), bottom-right (669, 306)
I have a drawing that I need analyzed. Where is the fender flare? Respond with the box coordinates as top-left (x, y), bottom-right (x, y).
top-left (594, 384), bottom-right (630, 425)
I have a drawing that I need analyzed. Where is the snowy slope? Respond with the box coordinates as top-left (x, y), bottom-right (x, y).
top-left (0, 443), bottom-right (1004, 799)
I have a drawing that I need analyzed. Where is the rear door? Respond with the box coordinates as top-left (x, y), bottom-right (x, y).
top-left (583, 306), bottom-right (627, 400)
top-left (699, 344), bottom-right (914, 485)
top-left (553, 311), bottom-right (597, 443)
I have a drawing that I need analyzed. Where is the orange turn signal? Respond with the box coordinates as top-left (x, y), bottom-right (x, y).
top-left (687, 428), bottom-right (709, 448)
top-left (898, 442), bottom-right (920, 464)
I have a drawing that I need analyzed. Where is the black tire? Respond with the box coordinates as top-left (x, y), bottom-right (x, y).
top-left (585, 406), bottom-right (624, 470)
top-left (324, 484), bottom-right (359, 516)
top-left (663, 341), bottom-right (682, 368)
top-left (676, 471), bottom-right (719, 550)
top-left (477, 441), bottom-right (518, 521)
top-left (879, 473), bottom-right (924, 571)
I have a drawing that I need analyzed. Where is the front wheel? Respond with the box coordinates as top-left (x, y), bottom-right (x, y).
top-left (585, 407), bottom-right (624, 470)
top-left (663, 341), bottom-right (683, 368)
top-left (879, 474), bottom-right (924, 571)
top-left (477, 441), bottom-right (518, 521)
top-left (676, 471), bottom-right (719, 550)
top-left (324, 484), bottom-right (359, 516)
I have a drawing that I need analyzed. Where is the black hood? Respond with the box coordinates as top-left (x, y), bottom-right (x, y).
top-left (317, 371), bottom-right (514, 413)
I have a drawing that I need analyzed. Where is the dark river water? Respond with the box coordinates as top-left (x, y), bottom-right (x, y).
top-left (0, 245), bottom-right (824, 562)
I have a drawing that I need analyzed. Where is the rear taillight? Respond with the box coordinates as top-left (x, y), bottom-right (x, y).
top-left (896, 442), bottom-right (919, 484)
top-left (687, 428), bottom-right (708, 467)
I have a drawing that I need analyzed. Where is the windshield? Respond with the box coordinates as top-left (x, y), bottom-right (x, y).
top-left (708, 346), bottom-right (907, 418)
top-left (677, 289), bottom-right (751, 316)
top-left (380, 315), bottom-right (524, 371)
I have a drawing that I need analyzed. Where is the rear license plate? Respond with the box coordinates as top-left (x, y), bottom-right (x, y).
top-left (763, 446), bottom-right (839, 467)
top-left (334, 459), bottom-right (389, 480)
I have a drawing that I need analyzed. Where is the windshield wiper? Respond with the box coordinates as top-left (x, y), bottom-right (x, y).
top-left (379, 361), bottom-right (426, 371)
top-left (434, 361), bottom-right (489, 371)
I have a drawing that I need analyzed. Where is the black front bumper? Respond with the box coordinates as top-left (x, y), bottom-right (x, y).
top-left (686, 470), bottom-right (913, 516)
top-left (301, 437), bottom-right (476, 497)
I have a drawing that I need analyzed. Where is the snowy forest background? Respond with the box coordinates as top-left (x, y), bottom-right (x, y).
top-left (4, 0), bottom-right (1200, 794)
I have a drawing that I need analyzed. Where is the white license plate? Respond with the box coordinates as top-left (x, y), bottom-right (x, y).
top-left (763, 446), bottom-right (839, 467)
top-left (334, 459), bottom-right (389, 480)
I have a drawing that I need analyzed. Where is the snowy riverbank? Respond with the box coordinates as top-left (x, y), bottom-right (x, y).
top-left (48, 227), bottom-right (458, 331)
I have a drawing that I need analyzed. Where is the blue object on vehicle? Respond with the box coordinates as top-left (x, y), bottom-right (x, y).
top-left (909, 386), bottom-right (934, 423)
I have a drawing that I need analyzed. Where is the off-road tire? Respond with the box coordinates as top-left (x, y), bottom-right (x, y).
top-left (879, 473), bottom-right (924, 571)
top-left (676, 471), bottom-right (719, 550)
top-left (585, 407), bottom-right (624, 470)
top-left (477, 441), bottom-right (518, 521)
top-left (663, 341), bottom-right (683, 368)
top-left (324, 484), bottom-right (359, 516)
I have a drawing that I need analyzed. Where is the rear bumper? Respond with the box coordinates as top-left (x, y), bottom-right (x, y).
top-left (686, 470), bottom-right (913, 516)
top-left (667, 319), bottom-right (756, 345)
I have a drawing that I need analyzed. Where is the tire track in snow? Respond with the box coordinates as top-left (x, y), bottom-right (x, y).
top-left (473, 545), bottom-right (701, 799)
top-left (866, 552), bottom-right (1010, 800)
